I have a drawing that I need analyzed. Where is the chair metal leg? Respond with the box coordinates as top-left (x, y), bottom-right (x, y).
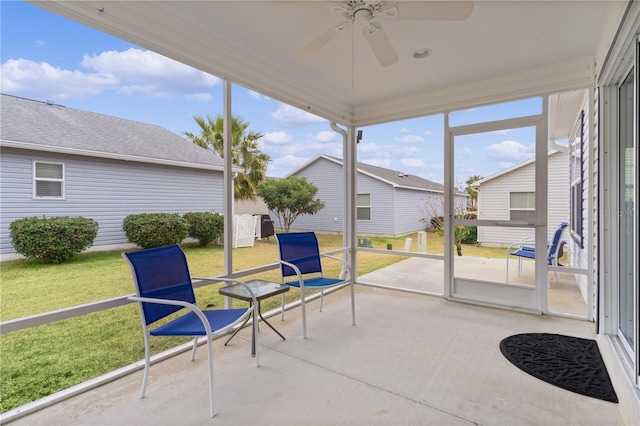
top-left (350, 281), bottom-right (356, 326)
top-left (205, 338), bottom-right (215, 417)
top-left (319, 289), bottom-right (324, 312)
top-left (141, 333), bottom-right (151, 398)
top-left (300, 286), bottom-right (307, 339)
top-left (190, 336), bottom-right (198, 361)
top-left (281, 292), bottom-right (285, 321)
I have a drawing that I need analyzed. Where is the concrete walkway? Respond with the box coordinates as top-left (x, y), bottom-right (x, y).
top-left (358, 256), bottom-right (588, 317)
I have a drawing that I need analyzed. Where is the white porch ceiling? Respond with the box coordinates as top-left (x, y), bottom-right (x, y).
top-left (32, 1), bottom-right (620, 134)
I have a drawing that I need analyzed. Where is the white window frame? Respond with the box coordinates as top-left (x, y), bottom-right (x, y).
top-left (508, 191), bottom-right (535, 221)
top-left (356, 193), bottom-right (371, 221)
top-left (33, 161), bottom-right (65, 199)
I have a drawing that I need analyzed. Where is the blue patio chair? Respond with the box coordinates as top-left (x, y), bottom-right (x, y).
top-left (506, 222), bottom-right (568, 284)
top-left (123, 244), bottom-right (258, 418)
top-left (276, 232), bottom-right (355, 339)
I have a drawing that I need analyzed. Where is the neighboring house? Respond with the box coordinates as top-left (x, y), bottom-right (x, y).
top-left (0, 94), bottom-right (237, 259)
top-left (283, 155), bottom-right (467, 236)
top-left (473, 150), bottom-right (569, 247)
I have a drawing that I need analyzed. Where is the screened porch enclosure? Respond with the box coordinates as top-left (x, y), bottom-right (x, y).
top-left (3, 1), bottom-right (637, 422)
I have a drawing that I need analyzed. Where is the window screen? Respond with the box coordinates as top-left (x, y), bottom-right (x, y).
top-left (509, 191), bottom-right (534, 221)
top-left (34, 162), bottom-right (64, 198)
top-left (357, 193), bottom-right (371, 221)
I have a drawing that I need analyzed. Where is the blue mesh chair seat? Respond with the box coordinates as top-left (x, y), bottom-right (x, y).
top-left (276, 232), bottom-right (355, 339)
top-left (123, 244), bottom-right (258, 418)
top-left (506, 222), bottom-right (568, 284)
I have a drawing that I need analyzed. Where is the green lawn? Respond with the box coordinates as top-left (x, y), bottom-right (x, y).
top-left (0, 231), bottom-right (507, 413)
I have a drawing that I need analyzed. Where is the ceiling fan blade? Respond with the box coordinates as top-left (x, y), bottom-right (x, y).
top-left (296, 21), bottom-right (351, 58)
top-left (363, 23), bottom-right (398, 67)
top-left (389, 1), bottom-right (474, 21)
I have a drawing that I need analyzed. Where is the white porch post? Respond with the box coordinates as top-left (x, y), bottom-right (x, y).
top-left (222, 79), bottom-right (234, 308)
top-left (345, 125), bottom-right (357, 275)
top-left (443, 112), bottom-right (453, 298)
top-left (535, 96), bottom-right (549, 312)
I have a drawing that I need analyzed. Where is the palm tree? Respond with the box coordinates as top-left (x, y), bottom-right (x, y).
top-left (185, 114), bottom-right (271, 201)
top-left (465, 175), bottom-right (482, 211)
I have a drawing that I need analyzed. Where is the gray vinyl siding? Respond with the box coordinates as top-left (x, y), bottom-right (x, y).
top-left (356, 174), bottom-right (395, 235)
top-left (393, 188), bottom-right (432, 235)
top-left (284, 159), bottom-right (344, 232)
top-left (1, 148), bottom-right (223, 255)
top-left (287, 156), bottom-right (447, 236)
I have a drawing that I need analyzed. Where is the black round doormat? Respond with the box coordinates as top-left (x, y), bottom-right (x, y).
top-left (500, 333), bottom-right (618, 403)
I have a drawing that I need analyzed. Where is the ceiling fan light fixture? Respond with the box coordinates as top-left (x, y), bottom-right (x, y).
top-left (413, 48), bottom-right (431, 59)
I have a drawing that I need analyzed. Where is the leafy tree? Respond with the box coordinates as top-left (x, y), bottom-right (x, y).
top-left (419, 193), bottom-right (476, 256)
top-left (464, 175), bottom-right (482, 211)
top-left (184, 114), bottom-right (271, 201)
top-left (256, 177), bottom-right (325, 232)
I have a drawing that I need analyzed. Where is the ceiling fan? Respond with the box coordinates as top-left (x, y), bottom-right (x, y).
top-left (296, 1), bottom-right (474, 67)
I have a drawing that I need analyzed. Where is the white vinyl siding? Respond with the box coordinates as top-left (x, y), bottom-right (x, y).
top-left (563, 93), bottom-right (592, 303)
top-left (33, 161), bottom-right (64, 198)
top-left (477, 151), bottom-right (569, 246)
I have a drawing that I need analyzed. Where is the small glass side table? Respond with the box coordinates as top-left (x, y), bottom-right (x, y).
top-left (219, 279), bottom-right (290, 356)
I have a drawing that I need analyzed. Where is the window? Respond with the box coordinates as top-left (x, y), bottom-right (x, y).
top-left (569, 110), bottom-right (584, 248)
top-left (34, 162), bottom-right (64, 198)
top-left (509, 192), bottom-right (535, 221)
top-left (357, 193), bottom-right (371, 221)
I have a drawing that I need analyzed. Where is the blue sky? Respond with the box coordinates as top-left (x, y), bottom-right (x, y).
top-left (1, 1), bottom-right (540, 182)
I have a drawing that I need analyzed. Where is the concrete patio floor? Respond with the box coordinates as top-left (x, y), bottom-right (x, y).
top-left (358, 256), bottom-right (588, 317)
top-left (10, 285), bottom-right (630, 425)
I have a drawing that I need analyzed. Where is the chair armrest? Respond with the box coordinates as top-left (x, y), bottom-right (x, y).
top-left (193, 277), bottom-right (259, 307)
top-left (320, 253), bottom-right (353, 281)
top-left (275, 259), bottom-right (306, 289)
top-left (128, 296), bottom-right (215, 336)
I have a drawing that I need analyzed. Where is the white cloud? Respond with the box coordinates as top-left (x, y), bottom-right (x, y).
top-left (1, 48), bottom-right (220, 101)
top-left (399, 127), bottom-right (410, 133)
top-left (361, 158), bottom-right (392, 168)
top-left (311, 130), bottom-right (338, 143)
top-left (400, 158), bottom-right (426, 168)
top-left (459, 146), bottom-right (473, 156)
top-left (493, 129), bottom-right (511, 136)
top-left (263, 131), bottom-right (293, 144)
top-left (0, 58), bottom-right (117, 100)
top-left (484, 140), bottom-right (534, 161)
top-left (248, 90), bottom-right (266, 100)
top-left (358, 142), bottom-right (383, 153)
top-left (270, 103), bottom-right (325, 126)
top-left (394, 134), bottom-right (425, 143)
top-left (185, 93), bottom-right (213, 102)
top-left (270, 154), bottom-right (310, 175)
top-left (82, 48), bottom-right (219, 98)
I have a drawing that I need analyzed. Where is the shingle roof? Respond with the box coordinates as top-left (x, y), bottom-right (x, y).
top-left (292, 155), bottom-right (445, 193)
top-left (0, 93), bottom-right (228, 170)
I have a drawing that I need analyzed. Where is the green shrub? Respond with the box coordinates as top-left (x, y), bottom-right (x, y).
top-left (457, 225), bottom-right (478, 244)
top-left (9, 216), bottom-right (99, 263)
top-left (122, 213), bottom-right (188, 249)
top-left (183, 211), bottom-right (224, 246)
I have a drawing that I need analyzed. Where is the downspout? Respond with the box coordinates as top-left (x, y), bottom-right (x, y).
top-left (330, 121), bottom-right (356, 281)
